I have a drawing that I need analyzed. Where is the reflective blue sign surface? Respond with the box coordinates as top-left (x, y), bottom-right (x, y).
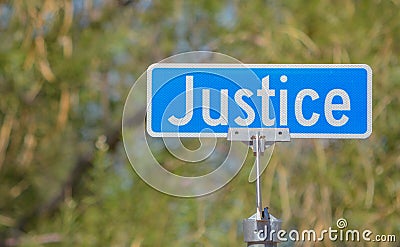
top-left (147, 64), bottom-right (372, 138)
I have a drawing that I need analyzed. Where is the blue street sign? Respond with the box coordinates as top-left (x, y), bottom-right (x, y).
top-left (147, 64), bottom-right (372, 138)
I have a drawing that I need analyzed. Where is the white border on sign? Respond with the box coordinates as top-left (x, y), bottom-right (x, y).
top-left (146, 64), bottom-right (372, 139)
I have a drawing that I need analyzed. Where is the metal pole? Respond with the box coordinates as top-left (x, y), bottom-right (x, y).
top-left (247, 133), bottom-right (277, 247)
top-left (227, 128), bottom-right (289, 247)
top-left (255, 134), bottom-right (262, 220)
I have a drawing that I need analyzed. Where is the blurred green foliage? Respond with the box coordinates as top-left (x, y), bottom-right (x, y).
top-left (0, 0), bottom-right (399, 246)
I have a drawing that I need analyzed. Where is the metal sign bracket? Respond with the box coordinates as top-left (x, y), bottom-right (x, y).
top-left (228, 128), bottom-right (291, 247)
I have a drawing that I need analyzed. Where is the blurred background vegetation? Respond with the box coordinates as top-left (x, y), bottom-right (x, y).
top-left (0, 0), bottom-right (399, 246)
